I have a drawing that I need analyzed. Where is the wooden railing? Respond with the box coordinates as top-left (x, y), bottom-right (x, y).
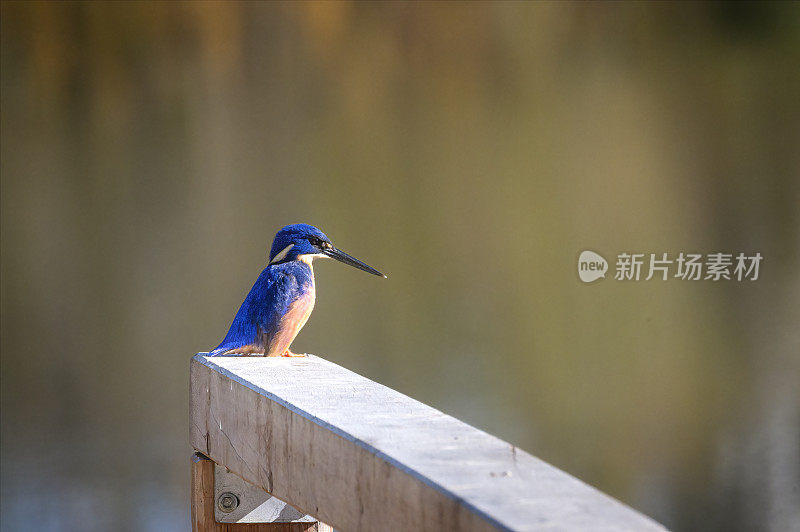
top-left (189, 353), bottom-right (667, 531)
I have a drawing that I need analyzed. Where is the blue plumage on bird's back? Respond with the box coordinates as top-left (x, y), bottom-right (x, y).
top-left (210, 260), bottom-right (315, 356)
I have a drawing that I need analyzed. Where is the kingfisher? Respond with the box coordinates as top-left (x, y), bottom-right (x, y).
top-left (210, 223), bottom-right (385, 357)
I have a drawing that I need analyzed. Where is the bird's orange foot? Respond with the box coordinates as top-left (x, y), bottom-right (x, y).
top-left (282, 350), bottom-right (307, 357)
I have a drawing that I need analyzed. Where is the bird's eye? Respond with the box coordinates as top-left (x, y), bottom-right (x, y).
top-left (309, 237), bottom-right (322, 247)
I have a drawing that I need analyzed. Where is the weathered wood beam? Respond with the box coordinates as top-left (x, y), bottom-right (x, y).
top-left (190, 354), bottom-right (666, 532)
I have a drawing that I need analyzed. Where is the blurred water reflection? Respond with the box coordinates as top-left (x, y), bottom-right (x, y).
top-left (1, 3), bottom-right (798, 531)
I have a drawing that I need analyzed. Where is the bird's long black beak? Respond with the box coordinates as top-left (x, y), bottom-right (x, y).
top-left (323, 246), bottom-right (386, 278)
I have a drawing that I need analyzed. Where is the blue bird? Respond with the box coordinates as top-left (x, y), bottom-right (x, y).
top-left (210, 224), bottom-right (385, 357)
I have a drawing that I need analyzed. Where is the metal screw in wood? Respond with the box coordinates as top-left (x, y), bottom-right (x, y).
top-left (217, 492), bottom-right (239, 513)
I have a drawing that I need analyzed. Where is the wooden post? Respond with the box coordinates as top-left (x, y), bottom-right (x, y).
top-left (191, 452), bottom-right (220, 532)
top-left (191, 452), bottom-right (323, 532)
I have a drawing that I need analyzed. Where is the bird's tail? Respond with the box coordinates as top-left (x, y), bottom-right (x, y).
top-left (208, 345), bottom-right (232, 357)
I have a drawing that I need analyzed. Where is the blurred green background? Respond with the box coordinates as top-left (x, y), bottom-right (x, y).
top-left (2, 2), bottom-right (799, 531)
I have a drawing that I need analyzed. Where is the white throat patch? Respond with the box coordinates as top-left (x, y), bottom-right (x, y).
top-left (298, 253), bottom-right (328, 266)
top-left (269, 243), bottom-right (294, 264)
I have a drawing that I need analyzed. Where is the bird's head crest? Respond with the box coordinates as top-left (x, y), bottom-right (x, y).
top-left (267, 223), bottom-right (385, 277)
top-left (268, 224), bottom-right (331, 264)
